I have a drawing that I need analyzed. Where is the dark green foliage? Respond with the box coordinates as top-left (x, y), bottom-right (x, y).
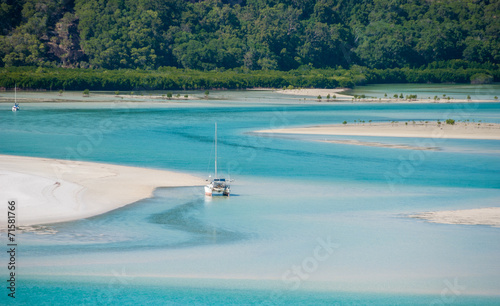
top-left (446, 119), bottom-right (455, 125)
top-left (0, 65), bottom-right (498, 91)
top-left (470, 73), bottom-right (494, 84)
top-left (0, 0), bottom-right (498, 71)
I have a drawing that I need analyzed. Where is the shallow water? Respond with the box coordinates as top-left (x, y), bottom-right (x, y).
top-left (345, 83), bottom-right (500, 100)
top-left (1, 88), bottom-right (500, 304)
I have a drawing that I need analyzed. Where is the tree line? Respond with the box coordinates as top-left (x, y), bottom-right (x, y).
top-left (1, 64), bottom-right (498, 91)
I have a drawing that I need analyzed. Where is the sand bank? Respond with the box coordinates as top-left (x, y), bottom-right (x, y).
top-left (410, 207), bottom-right (500, 227)
top-left (0, 94), bottom-right (200, 103)
top-left (0, 155), bottom-right (204, 227)
top-left (275, 88), bottom-right (352, 99)
top-left (256, 122), bottom-right (500, 140)
top-left (112, 94), bottom-right (199, 101)
top-left (274, 88), bottom-right (498, 103)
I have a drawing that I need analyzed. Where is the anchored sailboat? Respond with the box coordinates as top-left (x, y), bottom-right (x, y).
top-left (12, 85), bottom-right (20, 112)
top-left (205, 122), bottom-right (231, 197)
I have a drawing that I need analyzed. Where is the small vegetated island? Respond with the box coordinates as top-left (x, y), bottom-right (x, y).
top-left (0, 0), bottom-right (498, 91)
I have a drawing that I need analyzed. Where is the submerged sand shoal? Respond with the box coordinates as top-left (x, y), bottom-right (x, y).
top-left (410, 207), bottom-right (500, 228)
top-left (318, 139), bottom-right (439, 151)
top-left (255, 121), bottom-right (500, 228)
top-left (256, 122), bottom-right (500, 140)
top-left (0, 155), bottom-right (205, 227)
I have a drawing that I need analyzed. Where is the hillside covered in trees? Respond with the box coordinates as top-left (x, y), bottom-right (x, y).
top-left (1, 0), bottom-right (499, 71)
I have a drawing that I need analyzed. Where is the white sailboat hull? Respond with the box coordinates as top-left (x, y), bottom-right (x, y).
top-left (204, 185), bottom-right (213, 196)
top-left (204, 182), bottom-right (230, 197)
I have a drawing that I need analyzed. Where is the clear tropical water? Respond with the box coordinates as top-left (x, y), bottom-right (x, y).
top-left (1, 87), bottom-right (500, 305)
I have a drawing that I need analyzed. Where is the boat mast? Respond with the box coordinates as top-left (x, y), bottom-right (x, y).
top-left (215, 122), bottom-right (217, 179)
top-left (14, 84), bottom-right (16, 104)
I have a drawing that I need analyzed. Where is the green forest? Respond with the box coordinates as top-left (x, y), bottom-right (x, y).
top-left (0, 0), bottom-right (499, 90)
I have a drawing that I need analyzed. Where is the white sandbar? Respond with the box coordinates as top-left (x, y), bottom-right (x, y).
top-left (275, 88), bottom-right (352, 99)
top-left (410, 207), bottom-right (500, 227)
top-left (0, 155), bottom-right (205, 227)
top-left (256, 122), bottom-right (500, 140)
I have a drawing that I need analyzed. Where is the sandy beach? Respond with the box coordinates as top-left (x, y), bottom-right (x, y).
top-left (256, 121), bottom-right (500, 140)
top-left (0, 155), bottom-right (205, 227)
top-left (410, 207), bottom-right (500, 227)
top-left (112, 94), bottom-right (200, 101)
top-left (275, 88), bottom-right (353, 99)
top-left (0, 94), bottom-right (201, 103)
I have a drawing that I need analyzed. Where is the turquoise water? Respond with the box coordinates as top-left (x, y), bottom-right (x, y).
top-left (17, 277), bottom-right (500, 305)
top-left (1, 89), bottom-right (500, 304)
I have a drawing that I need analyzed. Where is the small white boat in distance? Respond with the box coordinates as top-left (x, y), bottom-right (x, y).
top-left (205, 122), bottom-right (231, 197)
top-left (11, 85), bottom-right (19, 112)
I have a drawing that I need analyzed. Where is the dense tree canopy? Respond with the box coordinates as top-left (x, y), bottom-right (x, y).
top-left (0, 0), bottom-right (498, 71)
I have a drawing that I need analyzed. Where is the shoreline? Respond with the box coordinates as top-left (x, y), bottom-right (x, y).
top-left (0, 155), bottom-right (205, 227)
top-left (1, 88), bottom-right (499, 104)
top-left (255, 121), bottom-right (500, 140)
top-left (273, 88), bottom-right (499, 103)
top-left (274, 88), bottom-right (353, 99)
top-left (410, 207), bottom-right (500, 228)
top-left (0, 94), bottom-right (202, 103)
